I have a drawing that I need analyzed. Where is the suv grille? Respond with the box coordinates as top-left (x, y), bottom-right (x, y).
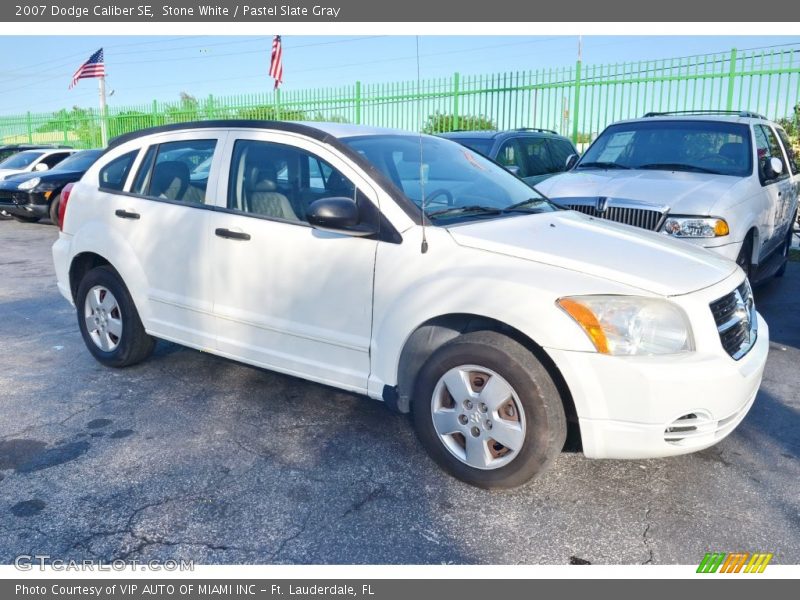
top-left (566, 204), bottom-right (664, 231)
top-left (709, 281), bottom-right (757, 360)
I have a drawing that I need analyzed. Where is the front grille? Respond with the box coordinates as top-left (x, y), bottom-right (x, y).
top-left (0, 190), bottom-right (13, 205)
top-left (567, 204), bottom-right (663, 231)
top-left (709, 281), bottom-right (757, 360)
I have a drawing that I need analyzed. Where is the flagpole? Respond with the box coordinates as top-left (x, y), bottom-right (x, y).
top-left (98, 76), bottom-right (108, 147)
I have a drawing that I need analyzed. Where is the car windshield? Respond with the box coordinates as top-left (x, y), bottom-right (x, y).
top-left (0, 151), bottom-right (44, 169)
top-left (51, 150), bottom-right (102, 172)
top-left (342, 134), bottom-right (555, 223)
top-left (578, 120), bottom-right (753, 177)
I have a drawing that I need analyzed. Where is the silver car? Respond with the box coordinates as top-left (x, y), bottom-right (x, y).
top-left (536, 111), bottom-right (799, 284)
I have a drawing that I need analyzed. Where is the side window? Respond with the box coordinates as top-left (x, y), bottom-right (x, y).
top-left (496, 140), bottom-right (527, 176)
top-left (518, 137), bottom-right (555, 176)
top-left (132, 139), bottom-right (216, 203)
top-left (227, 139), bottom-right (356, 223)
top-left (547, 139), bottom-right (576, 173)
top-left (775, 127), bottom-right (798, 176)
top-left (41, 152), bottom-right (71, 168)
top-left (755, 125), bottom-right (788, 184)
top-left (99, 150), bottom-right (138, 191)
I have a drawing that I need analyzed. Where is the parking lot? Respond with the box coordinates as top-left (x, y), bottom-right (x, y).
top-left (0, 219), bottom-right (798, 565)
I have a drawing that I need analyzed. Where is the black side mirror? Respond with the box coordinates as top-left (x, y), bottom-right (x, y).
top-left (565, 154), bottom-right (579, 171)
top-left (307, 197), bottom-right (377, 237)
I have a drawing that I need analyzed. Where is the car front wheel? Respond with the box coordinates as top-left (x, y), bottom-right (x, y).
top-left (412, 331), bottom-right (566, 489)
top-left (76, 265), bottom-right (155, 367)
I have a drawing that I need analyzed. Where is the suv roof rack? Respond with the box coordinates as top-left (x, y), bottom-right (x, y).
top-left (514, 127), bottom-right (559, 134)
top-left (642, 110), bottom-right (768, 120)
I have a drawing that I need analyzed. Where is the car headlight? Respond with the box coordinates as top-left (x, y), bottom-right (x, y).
top-left (17, 177), bottom-right (40, 191)
top-left (557, 295), bottom-right (694, 355)
top-left (661, 216), bottom-right (729, 238)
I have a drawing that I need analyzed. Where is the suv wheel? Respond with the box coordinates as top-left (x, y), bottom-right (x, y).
top-left (412, 331), bottom-right (566, 489)
top-left (736, 235), bottom-right (754, 280)
top-left (775, 230), bottom-right (794, 278)
top-left (76, 266), bottom-right (155, 367)
top-left (48, 193), bottom-right (61, 225)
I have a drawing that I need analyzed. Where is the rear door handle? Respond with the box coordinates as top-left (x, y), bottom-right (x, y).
top-left (215, 228), bottom-right (251, 241)
top-left (115, 209), bottom-right (140, 220)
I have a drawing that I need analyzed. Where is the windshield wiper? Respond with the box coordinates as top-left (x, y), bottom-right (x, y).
top-left (577, 161), bottom-right (631, 170)
top-left (426, 205), bottom-right (503, 219)
top-left (634, 162), bottom-right (723, 175)
top-left (503, 197), bottom-right (551, 213)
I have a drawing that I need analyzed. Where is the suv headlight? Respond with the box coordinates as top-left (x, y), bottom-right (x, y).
top-left (17, 177), bottom-right (40, 191)
top-left (557, 295), bottom-right (694, 355)
top-left (661, 216), bottom-right (729, 238)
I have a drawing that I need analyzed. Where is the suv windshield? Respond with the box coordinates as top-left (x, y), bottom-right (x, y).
top-left (578, 120), bottom-right (753, 177)
top-left (0, 151), bottom-right (44, 169)
top-left (342, 134), bottom-right (555, 222)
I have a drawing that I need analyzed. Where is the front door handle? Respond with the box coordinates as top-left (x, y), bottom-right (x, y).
top-left (215, 228), bottom-right (251, 241)
top-left (115, 209), bottom-right (140, 220)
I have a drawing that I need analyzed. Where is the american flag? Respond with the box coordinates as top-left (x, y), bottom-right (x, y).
top-left (69, 48), bottom-right (105, 89)
top-left (269, 36), bottom-right (283, 90)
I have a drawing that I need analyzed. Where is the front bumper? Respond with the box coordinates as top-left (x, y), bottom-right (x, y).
top-left (547, 312), bottom-right (768, 459)
top-left (0, 189), bottom-right (49, 217)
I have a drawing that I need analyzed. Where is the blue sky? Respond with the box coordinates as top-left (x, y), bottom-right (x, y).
top-left (1, 35), bottom-right (798, 115)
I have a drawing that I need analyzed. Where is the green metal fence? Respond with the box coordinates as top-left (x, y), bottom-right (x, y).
top-left (2, 44), bottom-right (800, 149)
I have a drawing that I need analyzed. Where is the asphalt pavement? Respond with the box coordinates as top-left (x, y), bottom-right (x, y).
top-left (0, 220), bottom-right (798, 565)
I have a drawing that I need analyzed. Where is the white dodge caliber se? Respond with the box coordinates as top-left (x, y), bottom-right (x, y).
top-left (52, 121), bottom-right (769, 488)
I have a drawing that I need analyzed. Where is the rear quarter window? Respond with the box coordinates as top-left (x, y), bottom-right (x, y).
top-left (99, 150), bottom-right (139, 191)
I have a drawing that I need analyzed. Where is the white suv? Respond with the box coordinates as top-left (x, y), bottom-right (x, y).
top-left (52, 121), bottom-right (769, 488)
top-left (537, 112), bottom-right (799, 285)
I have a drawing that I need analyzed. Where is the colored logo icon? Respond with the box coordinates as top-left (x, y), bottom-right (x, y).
top-left (697, 552), bottom-right (773, 573)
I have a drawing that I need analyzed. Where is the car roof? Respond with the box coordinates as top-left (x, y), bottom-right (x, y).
top-left (614, 113), bottom-right (775, 127)
top-left (107, 120), bottom-right (429, 149)
top-left (439, 128), bottom-right (566, 141)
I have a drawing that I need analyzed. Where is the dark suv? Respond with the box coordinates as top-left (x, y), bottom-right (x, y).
top-left (438, 128), bottom-right (578, 187)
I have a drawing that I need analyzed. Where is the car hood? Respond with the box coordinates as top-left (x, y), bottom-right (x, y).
top-left (0, 168), bottom-right (25, 181)
top-left (535, 169), bottom-right (743, 215)
top-left (446, 210), bottom-right (738, 296)
top-left (0, 169), bottom-right (83, 188)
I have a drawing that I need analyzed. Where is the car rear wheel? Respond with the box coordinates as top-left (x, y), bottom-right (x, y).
top-left (412, 330), bottom-right (566, 489)
top-left (76, 265), bottom-right (155, 368)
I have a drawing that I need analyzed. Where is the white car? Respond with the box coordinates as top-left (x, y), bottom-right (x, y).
top-left (52, 121), bottom-right (768, 488)
top-left (536, 111), bottom-right (799, 285)
top-left (0, 148), bottom-right (76, 180)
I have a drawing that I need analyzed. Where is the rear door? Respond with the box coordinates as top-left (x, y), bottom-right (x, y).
top-left (516, 136), bottom-right (557, 187)
top-left (206, 130), bottom-right (378, 393)
top-left (102, 131), bottom-right (225, 349)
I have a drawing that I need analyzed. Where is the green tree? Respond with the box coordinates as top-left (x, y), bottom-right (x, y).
top-left (423, 112), bottom-right (495, 134)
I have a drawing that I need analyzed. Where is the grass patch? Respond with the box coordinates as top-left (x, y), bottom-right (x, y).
top-left (789, 247), bottom-right (800, 263)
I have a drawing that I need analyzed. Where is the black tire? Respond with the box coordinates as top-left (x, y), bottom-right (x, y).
top-left (48, 193), bottom-right (61, 225)
top-left (12, 214), bottom-right (40, 223)
top-left (774, 230), bottom-right (793, 278)
top-left (412, 330), bottom-right (566, 489)
top-left (736, 234), bottom-right (754, 280)
top-left (76, 265), bottom-right (155, 368)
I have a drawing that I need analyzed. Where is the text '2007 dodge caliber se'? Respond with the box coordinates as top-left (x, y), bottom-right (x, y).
top-left (52, 121), bottom-right (768, 488)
